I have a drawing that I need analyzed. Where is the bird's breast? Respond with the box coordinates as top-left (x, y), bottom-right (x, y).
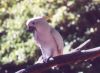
top-left (35, 32), bottom-right (57, 49)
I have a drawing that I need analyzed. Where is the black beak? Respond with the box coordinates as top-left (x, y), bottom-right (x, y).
top-left (26, 26), bottom-right (36, 33)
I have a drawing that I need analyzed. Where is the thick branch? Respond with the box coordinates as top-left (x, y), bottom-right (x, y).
top-left (16, 47), bottom-right (100, 73)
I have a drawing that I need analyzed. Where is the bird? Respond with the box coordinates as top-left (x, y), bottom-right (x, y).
top-left (26, 16), bottom-right (64, 63)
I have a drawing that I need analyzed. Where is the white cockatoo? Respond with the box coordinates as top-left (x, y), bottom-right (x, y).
top-left (26, 16), bottom-right (64, 63)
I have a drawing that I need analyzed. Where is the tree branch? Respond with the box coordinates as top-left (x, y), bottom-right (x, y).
top-left (16, 46), bottom-right (100, 73)
top-left (70, 39), bottom-right (91, 53)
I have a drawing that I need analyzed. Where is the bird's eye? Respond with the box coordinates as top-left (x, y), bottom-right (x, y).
top-left (32, 22), bottom-right (35, 24)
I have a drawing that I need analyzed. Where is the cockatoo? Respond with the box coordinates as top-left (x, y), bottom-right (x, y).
top-left (26, 16), bottom-right (64, 63)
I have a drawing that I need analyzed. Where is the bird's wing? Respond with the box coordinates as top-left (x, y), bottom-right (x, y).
top-left (51, 28), bottom-right (64, 54)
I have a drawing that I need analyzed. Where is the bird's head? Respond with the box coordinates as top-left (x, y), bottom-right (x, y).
top-left (26, 16), bottom-right (46, 32)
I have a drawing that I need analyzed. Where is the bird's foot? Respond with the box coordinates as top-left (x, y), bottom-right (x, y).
top-left (48, 57), bottom-right (54, 62)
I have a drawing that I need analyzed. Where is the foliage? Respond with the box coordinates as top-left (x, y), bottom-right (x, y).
top-left (0, 0), bottom-right (100, 73)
